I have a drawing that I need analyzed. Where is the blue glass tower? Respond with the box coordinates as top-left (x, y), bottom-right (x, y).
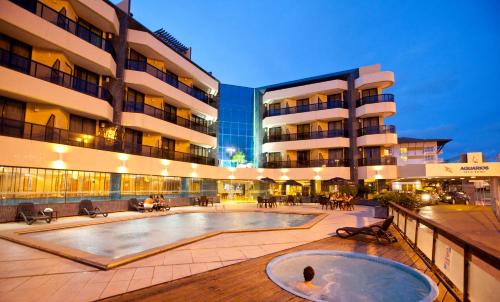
top-left (218, 84), bottom-right (255, 167)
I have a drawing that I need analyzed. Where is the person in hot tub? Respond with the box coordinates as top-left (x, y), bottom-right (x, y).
top-left (294, 266), bottom-right (321, 294)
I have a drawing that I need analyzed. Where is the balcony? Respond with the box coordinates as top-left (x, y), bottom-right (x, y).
top-left (357, 125), bottom-right (396, 136)
top-left (264, 100), bottom-right (345, 117)
top-left (264, 129), bottom-right (347, 143)
top-left (262, 79), bottom-right (347, 103)
top-left (358, 156), bottom-right (397, 166)
top-left (355, 70), bottom-right (394, 90)
top-left (11, 0), bottom-right (115, 58)
top-left (262, 104), bottom-right (348, 129)
top-left (0, 49), bottom-right (113, 120)
top-left (127, 29), bottom-right (219, 95)
top-left (356, 94), bottom-right (396, 118)
top-left (0, 117), bottom-right (217, 166)
top-left (123, 102), bottom-right (216, 137)
top-left (357, 125), bottom-right (397, 147)
top-left (262, 130), bottom-right (349, 153)
top-left (126, 60), bottom-right (216, 108)
top-left (1, 0), bottom-right (116, 76)
top-left (262, 159), bottom-right (349, 168)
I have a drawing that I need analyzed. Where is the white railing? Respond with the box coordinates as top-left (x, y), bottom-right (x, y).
top-left (389, 202), bottom-right (500, 302)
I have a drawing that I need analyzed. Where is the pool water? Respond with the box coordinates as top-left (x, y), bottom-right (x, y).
top-left (25, 212), bottom-right (316, 259)
top-left (266, 250), bottom-right (438, 302)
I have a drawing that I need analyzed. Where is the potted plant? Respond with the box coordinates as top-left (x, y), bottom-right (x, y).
top-left (373, 191), bottom-right (394, 219)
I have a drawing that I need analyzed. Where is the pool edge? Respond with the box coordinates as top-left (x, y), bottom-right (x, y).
top-left (0, 210), bottom-right (328, 270)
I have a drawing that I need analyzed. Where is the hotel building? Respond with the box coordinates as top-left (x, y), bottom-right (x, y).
top-left (0, 0), bottom-right (499, 219)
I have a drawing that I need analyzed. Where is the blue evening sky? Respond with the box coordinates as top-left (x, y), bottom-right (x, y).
top-left (125, 0), bottom-right (499, 161)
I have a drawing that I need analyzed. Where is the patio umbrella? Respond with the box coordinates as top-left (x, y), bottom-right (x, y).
top-left (260, 177), bottom-right (276, 184)
top-left (283, 179), bottom-right (303, 186)
top-left (324, 177), bottom-right (349, 184)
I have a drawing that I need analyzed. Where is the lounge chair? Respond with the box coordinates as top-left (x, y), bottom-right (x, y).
top-left (16, 203), bottom-right (52, 225)
top-left (129, 198), bottom-right (145, 212)
top-left (336, 216), bottom-right (396, 243)
top-left (257, 196), bottom-right (264, 208)
top-left (79, 200), bottom-right (108, 218)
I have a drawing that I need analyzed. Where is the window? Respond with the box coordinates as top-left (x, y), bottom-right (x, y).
top-left (73, 65), bottom-right (99, 96)
top-left (362, 117), bottom-right (379, 128)
top-left (268, 102), bottom-right (281, 116)
top-left (164, 103), bottom-right (177, 121)
top-left (126, 88), bottom-right (145, 112)
top-left (190, 145), bottom-right (208, 157)
top-left (363, 147), bottom-right (380, 159)
top-left (0, 166), bottom-right (110, 202)
top-left (424, 146), bottom-right (435, 153)
top-left (191, 114), bottom-right (207, 126)
top-left (124, 128), bottom-right (142, 146)
top-left (296, 98), bottom-right (309, 112)
top-left (69, 114), bottom-right (96, 135)
top-left (328, 120), bottom-right (343, 131)
top-left (297, 151), bottom-right (310, 166)
top-left (362, 88), bottom-right (378, 98)
top-left (327, 93), bottom-right (342, 108)
top-left (268, 152), bottom-right (281, 162)
top-left (268, 127), bottom-right (282, 141)
top-left (328, 148), bottom-right (345, 160)
top-left (0, 34), bottom-right (32, 73)
top-left (76, 18), bottom-right (103, 48)
top-left (425, 155), bottom-right (436, 161)
top-left (296, 124), bottom-right (310, 140)
top-left (161, 137), bottom-right (175, 150)
top-left (0, 97), bottom-right (26, 137)
top-left (128, 48), bottom-right (147, 70)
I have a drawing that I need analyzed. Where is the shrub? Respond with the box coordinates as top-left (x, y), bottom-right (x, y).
top-left (374, 191), bottom-right (421, 210)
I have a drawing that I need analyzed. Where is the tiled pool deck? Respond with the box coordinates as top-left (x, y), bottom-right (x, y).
top-left (0, 204), bottom-right (379, 301)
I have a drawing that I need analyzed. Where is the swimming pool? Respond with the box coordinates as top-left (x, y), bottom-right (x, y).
top-left (266, 250), bottom-right (438, 302)
top-left (7, 211), bottom-right (320, 268)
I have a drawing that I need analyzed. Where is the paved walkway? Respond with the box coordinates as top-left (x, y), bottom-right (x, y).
top-left (419, 204), bottom-right (500, 253)
top-left (0, 204), bottom-right (378, 302)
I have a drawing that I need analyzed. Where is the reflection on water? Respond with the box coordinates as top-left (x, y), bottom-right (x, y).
top-left (270, 253), bottom-right (434, 302)
top-left (25, 212), bottom-right (315, 259)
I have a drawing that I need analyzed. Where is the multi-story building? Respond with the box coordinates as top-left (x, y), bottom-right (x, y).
top-left (393, 137), bottom-right (451, 165)
top-left (0, 0), bottom-right (220, 207)
top-left (6, 0), bottom-right (498, 217)
top-left (257, 64), bottom-right (397, 184)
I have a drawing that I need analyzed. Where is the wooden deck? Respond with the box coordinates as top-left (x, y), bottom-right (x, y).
top-left (102, 227), bottom-right (455, 302)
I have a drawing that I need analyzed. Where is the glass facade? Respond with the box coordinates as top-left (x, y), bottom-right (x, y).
top-left (218, 84), bottom-right (255, 167)
top-left (0, 166), bottom-right (217, 205)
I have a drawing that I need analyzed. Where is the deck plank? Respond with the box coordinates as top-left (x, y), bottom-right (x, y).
top-left (102, 227), bottom-right (456, 302)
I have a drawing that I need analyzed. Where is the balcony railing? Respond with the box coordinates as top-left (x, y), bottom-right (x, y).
top-left (389, 202), bottom-right (500, 302)
top-left (263, 129), bottom-right (347, 143)
top-left (0, 117), bottom-right (216, 166)
top-left (357, 125), bottom-right (396, 136)
top-left (262, 159), bottom-right (349, 168)
top-left (126, 60), bottom-right (217, 108)
top-left (11, 0), bottom-right (116, 58)
top-left (0, 48), bottom-right (112, 104)
top-left (356, 94), bottom-right (394, 107)
top-left (358, 156), bottom-right (396, 166)
top-left (264, 100), bottom-right (345, 118)
top-left (123, 102), bottom-right (216, 137)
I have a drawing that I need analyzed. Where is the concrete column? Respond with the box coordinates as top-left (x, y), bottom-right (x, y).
top-left (346, 70), bottom-right (360, 182)
top-left (109, 9), bottom-right (130, 126)
top-left (491, 177), bottom-right (500, 219)
top-left (310, 180), bottom-right (316, 197)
